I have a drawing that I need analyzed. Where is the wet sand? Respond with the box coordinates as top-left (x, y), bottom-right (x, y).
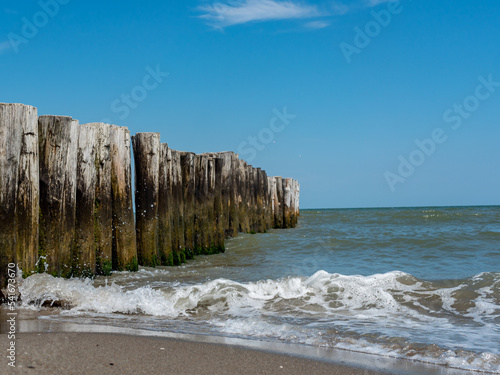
top-left (5, 332), bottom-right (390, 375)
top-left (1, 308), bottom-right (474, 375)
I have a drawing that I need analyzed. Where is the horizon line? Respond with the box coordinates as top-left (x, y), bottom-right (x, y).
top-left (301, 204), bottom-right (500, 210)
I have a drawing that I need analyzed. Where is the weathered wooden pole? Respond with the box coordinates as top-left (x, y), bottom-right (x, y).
top-left (132, 132), bottom-right (160, 267)
top-left (169, 149), bottom-right (185, 264)
top-left (202, 154), bottom-right (213, 253)
top-left (203, 154), bottom-right (212, 253)
top-left (229, 153), bottom-right (241, 235)
top-left (92, 124), bottom-right (113, 274)
top-left (246, 163), bottom-right (255, 232)
top-left (0, 104), bottom-right (23, 287)
top-left (193, 154), bottom-right (202, 254)
top-left (250, 167), bottom-right (259, 233)
top-left (290, 180), bottom-right (300, 226)
top-left (263, 171), bottom-right (271, 230)
top-left (214, 152), bottom-right (233, 237)
top-left (248, 165), bottom-right (255, 232)
top-left (213, 156), bottom-right (225, 251)
top-left (282, 178), bottom-right (293, 228)
top-left (38, 115), bottom-right (79, 277)
top-left (110, 125), bottom-right (137, 271)
top-left (16, 106), bottom-right (40, 277)
top-left (235, 159), bottom-right (243, 233)
top-left (289, 179), bottom-right (295, 227)
top-left (255, 168), bottom-right (263, 231)
top-left (295, 180), bottom-right (300, 221)
top-left (75, 123), bottom-right (113, 276)
top-left (236, 159), bottom-right (249, 233)
top-left (256, 168), bottom-right (262, 232)
top-left (267, 177), bottom-right (275, 229)
top-left (202, 153), bottom-right (226, 250)
top-left (246, 164), bottom-right (255, 232)
top-left (273, 176), bottom-right (283, 228)
top-left (0, 103), bottom-right (39, 289)
top-left (256, 168), bottom-right (267, 233)
top-left (158, 143), bottom-right (173, 265)
top-left (74, 124), bottom-right (98, 276)
top-left (180, 151), bottom-right (196, 258)
top-left (205, 155), bottom-right (217, 253)
top-left (194, 154), bottom-right (210, 254)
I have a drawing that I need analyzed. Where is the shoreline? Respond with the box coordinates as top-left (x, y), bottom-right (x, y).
top-left (5, 332), bottom-right (392, 375)
top-left (1, 308), bottom-right (476, 375)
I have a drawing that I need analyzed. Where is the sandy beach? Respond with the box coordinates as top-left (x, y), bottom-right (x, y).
top-left (4, 332), bottom-right (392, 375)
top-left (0, 307), bottom-right (480, 375)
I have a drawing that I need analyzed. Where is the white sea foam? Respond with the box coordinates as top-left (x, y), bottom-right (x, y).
top-left (19, 270), bottom-right (500, 373)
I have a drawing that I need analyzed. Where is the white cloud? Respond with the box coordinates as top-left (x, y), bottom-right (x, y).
top-left (329, 2), bottom-right (349, 15)
top-left (199, 0), bottom-right (324, 28)
top-left (304, 20), bottom-right (330, 29)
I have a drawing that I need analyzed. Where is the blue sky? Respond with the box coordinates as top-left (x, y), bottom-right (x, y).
top-left (1, 0), bottom-right (499, 209)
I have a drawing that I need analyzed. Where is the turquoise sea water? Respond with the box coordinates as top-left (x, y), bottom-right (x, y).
top-left (18, 206), bottom-right (500, 373)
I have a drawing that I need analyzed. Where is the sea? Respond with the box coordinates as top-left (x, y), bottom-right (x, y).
top-left (15, 206), bottom-right (500, 373)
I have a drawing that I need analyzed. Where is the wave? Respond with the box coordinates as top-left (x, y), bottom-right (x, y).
top-left (19, 270), bottom-right (500, 373)
top-left (20, 271), bottom-right (498, 317)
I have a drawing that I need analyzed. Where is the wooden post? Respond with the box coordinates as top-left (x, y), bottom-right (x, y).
top-left (229, 153), bottom-right (241, 235)
top-left (267, 176), bottom-right (275, 230)
top-left (17, 106), bottom-right (40, 278)
top-left (158, 143), bottom-right (173, 265)
top-left (193, 154), bottom-right (202, 254)
top-left (291, 180), bottom-right (300, 226)
top-left (250, 167), bottom-right (259, 233)
top-left (256, 168), bottom-right (267, 233)
top-left (74, 124), bottom-right (98, 276)
top-left (256, 168), bottom-right (262, 232)
top-left (235, 158), bottom-right (243, 233)
top-left (282, 178), bottom-right (293, 228)
top-left (246, 163), bottom-right (254, 233)
top-left (273, 176), bottom-right (283, 228)
top-left (203, 153), bottom-right (228, 250)
top-left (180, 152), bottom-right (196, 258)
top-left (169, 149), bottom-right (185, 264)
top-left (91, 124), bottom-right (113, 274)
top-left (0, 104), bottom-right (23, 287)
top-left (205, 155), bottom-right (217, 253)
top-left (213, 156), bottom-right (225, 251)
top-left (255, 167), bottom-right (262, 232)
top-left (0, 103), bottom-right (39, 289)
top-left (75, 123), bottom-right (113, 275)
top-left (214, 152), bottom-right (233, 237)
top-left (295, 180), bottom-right (300, 221)
top-left (194, 154), bottom-right (210, 254)
top-left (110, 125), bottom-right (137, 271)
top-left (246, 164), bottom-right (254, 232)
top-left (236, 159), bottom-right (249, 233)
top-left (132, 132), bottom-right (160, 267)
top-left (38, 115), bottom-right (79, 277)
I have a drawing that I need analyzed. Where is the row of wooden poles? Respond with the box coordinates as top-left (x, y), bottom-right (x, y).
top-left (0, 103), bottom-right (300, 289)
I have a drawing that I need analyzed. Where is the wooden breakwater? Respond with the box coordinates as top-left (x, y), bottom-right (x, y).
top-left (0, 103), bottom-right (300, 292)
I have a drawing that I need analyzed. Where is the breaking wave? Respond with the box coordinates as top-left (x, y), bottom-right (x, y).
top-left (19, 270), bottom-right (500, 373)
